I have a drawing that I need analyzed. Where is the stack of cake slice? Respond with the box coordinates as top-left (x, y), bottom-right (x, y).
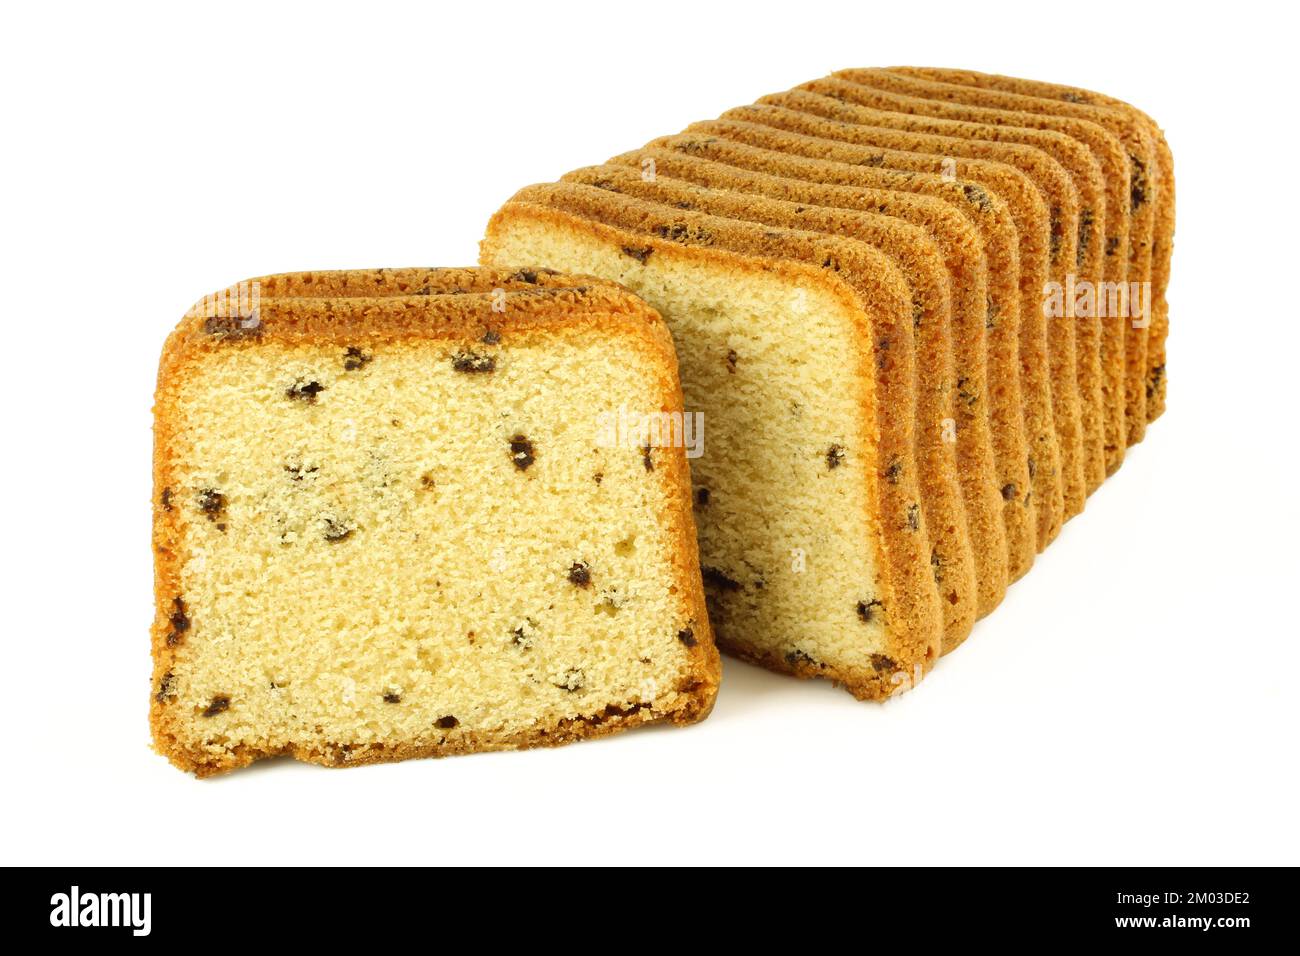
top-left (482, 67), bottom-right (1173, 699)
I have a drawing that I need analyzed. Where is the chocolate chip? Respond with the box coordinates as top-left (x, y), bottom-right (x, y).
top-left (509, 434), bottom-right (535, 471)
top-left (452, 350), bottom-right (495, 374)
top-left (885, 459), bottom-right (902, 484)
top-left (677, 627), bottom-right (697, 648)
top-left (342, 346), bottom-right (372, 371)
top-left (1001, 482), bottom-right (1017, 501)
top-left (202, 695), bottom-right (230, 717)
top-left (695, 487), bottom-right (710, 507)
top-left (160, 487), bottom-right (174, 512)
top-left (511, 270), bottom-right (538, 284)
top-left (957, 376), bottom-right (977, 407)
top-left (383, 692), bottom-right (402, 704)
top-left (701, 566), bottom-right (741, 592)
top-left (869, 654), bottom-right (896, 673)
top-left (857, 599), bottom-right (883, 624)
top-left (512, 620), bottom-right (536, 649)
top-left (436, 715), bottom-right (459, 728)
top-left (155, 671), bottom-right (175, 703)
top-left (593, 471), bottom-right (603, 485)
top-left (420, 471), bottom-right (436, 490)
top-left (963, 183), bottom-right (992, 211)
top-left (197, 489), bottom-right (226, 522)
top-left (1062, 92), bottom-right (1086, 103)
top-left (1147, 364), bottom-right (1166, 399)
top-left (323, 518), bottom-right (355, 542)
top-left (567, 561), bottom-right (592, 587)
top-left (906, 504), bottom-right (920, 532)
top-left (622, 246), bottom-right (653, 263)
top-left (931, 549), bottom-right (944, 584)
top-left (481, 329), bottom-right (501, 345)
top-left (1105, 236), bottom-right (1121, 257)
top-left (166, 597), bottom-right (190, 647)
top-left (1129, 154), bottom-right (1148, 210)
top-left (285, 463), bottom-right (318, 481)
top-left (785, 649), bottom-right (819, 667)
top-left (826, 444), bottom-right (846, 469)
top-left (642, 444), bottom-right (654, 472)
top-left (286, 380), bottom-right (325, 403)
top-left (912, 300), bottom-right (924, 329)
top-left (725, 349), bottom-right (738, 373)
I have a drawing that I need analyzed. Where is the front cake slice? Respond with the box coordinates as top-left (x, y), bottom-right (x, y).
top-left (152, 278), bottom-right (719, 775)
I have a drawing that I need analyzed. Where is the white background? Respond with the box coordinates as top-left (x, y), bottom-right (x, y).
top-left (4, 0), bottom-right (1297, 866)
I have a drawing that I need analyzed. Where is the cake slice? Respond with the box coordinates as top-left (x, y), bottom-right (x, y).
top-left (633, 132), bottom-right (1045, 572)
top-left (885, 67), bottom-right (1173, 425)
top-left (483, 184), bottom-right (946, 697)
top-left (152, 275), bottom-right (719, 775)
top-left (561, 162), bottom-right (990, 644)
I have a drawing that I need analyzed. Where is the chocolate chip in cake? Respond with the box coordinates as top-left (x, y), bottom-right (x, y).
top-left (725, 349), bottom-right (738, 373)
top-left (511, 269), bottom-right (539, 284)
top-left (509, 434), bottom-right (535, 471)
top-left (202, 695), bottom-right (230, 717)
top-left (912, 300), bottom-right (925, 329)
top-left (160, 487), bottom-right (174, 512)
top-left (286, 379), bottom-right (325, 403)
top-left (567, 561), bottom-right (592, 588)
top-left (885, 459), bottom-right (902, 484)
top-left (642, 445), bottom-right (654, 472)
top-left (1147, 364), bottom-right (1166, 399)
top-left (452, 350), bottom-right (496, 374)
top-left (906, 504), bottom-right (920, 532)
top-left (622, 245), bottom-right (653, 263)
top-left (155, 671), bottom-right (175, 703)
top-left (1129, 154), bottom-right (1149, 210)
top-left (701, 566), bottom-right (741, 592)
top-left (420, 471), bottom-right (436, 490)
top-left (931, 549), bottom-right (944, 584)
top-left (481, 329), bottom-right (501, 345)
top-left (166, 597), bottom-right (190, 647)
top-left (592, 471), bottom-right (603, 485)
top-left (285, 463), bottom-right (319, 482)
top-left (826, 444), bottom-right (846, 469)
top-left (677, 627), bottom-right (697, 648)
top-left (695, 487), bottom-right (710, 507)
top-left (785, 648), bottom-right (820, 667)
top-left (870, 654), bottom-right (896, 674)
top-left (512, 619), bottom-right (537, 649)
top-left (963, 183), bottom-right (992, 211)
top-left (436, 715), bottom-right (459, 729)
top-left (1001, 482), bottom-right (1017, 501)
top-left (322, 517), bottom-right (356, 542)
top-left (957, 376), bottom-right (977, 407)
top-left (383, 692), bottom-right (402, 704)
top-left (1105, 236), bottom-right (1121, 257)
top-left (197, 488), bottom-right (226, 522)
top-left (856, 599), bottom-right (883, 624)
top-left (342, 346), bottom-right (372, 371)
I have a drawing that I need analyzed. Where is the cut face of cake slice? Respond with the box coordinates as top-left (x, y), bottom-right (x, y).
top-left (483, 183), bottom-right (946, 698)
top-left (152, 275), bottom-right (719, 775)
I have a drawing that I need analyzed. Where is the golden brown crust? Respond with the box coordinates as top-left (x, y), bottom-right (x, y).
top-left (152, 279), bottom-right (720, 776)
